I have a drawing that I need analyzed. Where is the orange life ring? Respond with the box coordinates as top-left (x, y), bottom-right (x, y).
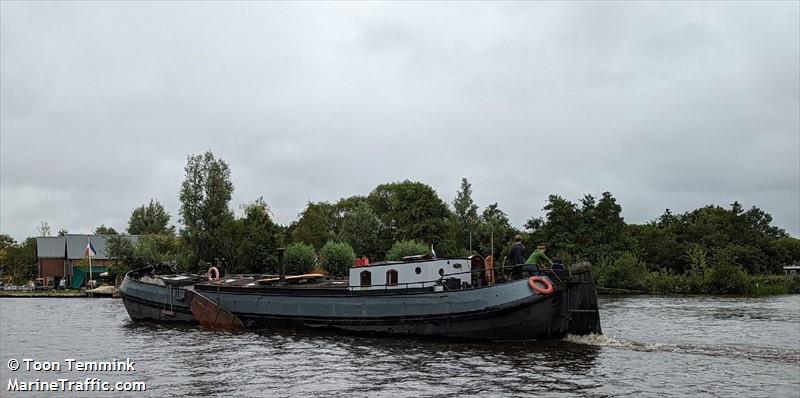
top-left (208, 266), bottom-right (220, 280)
top-left (528, 276), bottom-right (554, 295)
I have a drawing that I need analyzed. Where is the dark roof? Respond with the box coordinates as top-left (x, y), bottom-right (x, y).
top-left (36, 235), bottom-right (139, 260)
top-left (66, 235), bottom-right (111, 260)
top-left (35, 237), bottom-right (66, 258)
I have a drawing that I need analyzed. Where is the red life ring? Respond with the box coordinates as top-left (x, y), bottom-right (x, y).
top-left (528, 276), bottom-right (554, 295)
top-left (208, 266), bottom-right (220, 280)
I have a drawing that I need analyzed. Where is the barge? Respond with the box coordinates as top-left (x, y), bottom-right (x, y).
top-left (120, 256), bottom-right (601, 341)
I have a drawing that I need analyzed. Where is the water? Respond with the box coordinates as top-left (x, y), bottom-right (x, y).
top-left (1, 295), bottom-right (798, 397)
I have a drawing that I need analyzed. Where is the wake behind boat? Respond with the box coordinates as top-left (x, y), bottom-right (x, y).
top-left (120, 255), bottom-right (601, 341)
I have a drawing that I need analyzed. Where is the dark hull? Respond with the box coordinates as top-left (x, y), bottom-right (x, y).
top-left (119, 277), bottom-right (196, 324)
top-left (120, 265), bottom-right (601, 340)
top-left (236, 293), bottom-right (567, 340)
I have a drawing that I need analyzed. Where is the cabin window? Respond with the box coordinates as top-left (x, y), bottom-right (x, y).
top-left (386, 269), bottom-right (398, 286)
top-left (453, 263), bottom-right (462, 269)
top-left (415, 267), bottom-right (422, 275)
top-left (360, 271), bottom-right (371, 287)
top-left (439, 268), bottom-right (445, 276)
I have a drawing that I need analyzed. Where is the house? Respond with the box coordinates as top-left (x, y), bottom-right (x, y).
top-left (35, 234), bottom-right (138, 288)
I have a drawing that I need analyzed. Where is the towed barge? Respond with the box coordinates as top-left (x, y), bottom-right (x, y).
top-left (120, 256), bottom-right (601, 341)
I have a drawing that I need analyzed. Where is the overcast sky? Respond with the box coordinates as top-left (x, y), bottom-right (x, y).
top-left (1, 2), bottom-right (798, 241)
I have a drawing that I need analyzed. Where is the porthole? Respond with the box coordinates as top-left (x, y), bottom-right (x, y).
top-left (453, 263), bottom-right (462, 269)
top-left (415, 267), bottom-right (422, 275)
top-left (439, 268), bottom-right (445, 276)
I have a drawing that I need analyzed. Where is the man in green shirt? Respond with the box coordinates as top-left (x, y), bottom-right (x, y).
top-left (525, 244), bottom-right (553, 271)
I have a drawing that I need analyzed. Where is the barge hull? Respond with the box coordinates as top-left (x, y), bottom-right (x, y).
top-left (119, 277), bottom-right (196, 324)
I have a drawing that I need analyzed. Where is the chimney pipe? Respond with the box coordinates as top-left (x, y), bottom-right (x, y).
top-left (278, 247), bottom-right (285, 283)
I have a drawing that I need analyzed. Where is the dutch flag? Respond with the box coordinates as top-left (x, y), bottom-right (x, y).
top-left (85, 240), bottom-right (97, 257)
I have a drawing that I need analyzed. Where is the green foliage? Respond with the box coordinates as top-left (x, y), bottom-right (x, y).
top-left (94, 225), bottom-right (118, 235)
top-left (128, 199), bottom-right (174, 235)
top-left (0, 237), bottom-right (37, 284)
top-left (528, 194), bottom-right (798, 290)
top-left (106, 235), bottom-right (183, 277)
top-left (0, 234), bottom-right (15, 251)
top-left (453, 178), bottom-right (479, 251)
top-left (386, 240), bottom-right (430, 261)
top-left (290, 201), bottom-right (336, 251)
top-left (703, 251), bottom-right (748, 294)
top-left (528, 192), bottom-right (627, 262)
top-left (335, 201), bottom-right (382, 259)
top-left (475, 203), bottom-right (517, 259)
top-left (284, 243), bottom-right (316, 275)
top-left (596, 252), bottom-right (649, 291)
top-left (319, 241), bottom-right (355, 277)
top-left (367, 180), bottom-right (450, 258)
top-left (178, 151), bottom-right (234, 269)
top-left (224, 198), bottom-right (281, 274)
top-left (630, 202), bottom-right (790, 275)
top-left (744, 275), bottom-right (800, 295)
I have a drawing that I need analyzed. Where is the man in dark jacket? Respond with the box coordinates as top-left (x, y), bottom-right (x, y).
top-left (507, 235), bottom-right (526, 279)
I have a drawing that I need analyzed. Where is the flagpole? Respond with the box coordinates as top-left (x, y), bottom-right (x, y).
top-left (88, 236), bottom-right (92, 290)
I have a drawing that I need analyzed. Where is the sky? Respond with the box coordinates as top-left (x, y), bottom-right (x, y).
top-left (1, 2), bottom-right (799, 241)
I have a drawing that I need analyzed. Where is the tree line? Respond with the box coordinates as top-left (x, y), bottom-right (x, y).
top-left (1, 150), bottom-right (798, 294)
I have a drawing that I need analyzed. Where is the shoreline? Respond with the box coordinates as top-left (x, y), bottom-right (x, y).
top-left (0, 290), bottom-right (111, 298)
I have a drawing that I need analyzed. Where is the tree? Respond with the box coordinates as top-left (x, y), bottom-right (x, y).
top-left (57, 228), bottom-right (69, 236)
top-left (367, 180), bottom-right (451, 258)
top-left (226, 198), bottom-right (281, 274)
top-left (386, 240), bottom-right (429, 261)
top-left (38, 221), bottom-right (51, 237)
top-left (128, 199), bottom-right (174, 235)
top-left (453, 178), bottom-right (479, 252)
top-left (475, 203), bottom-right (516, 260)
top-left (107, 234), bottom-right (184, 277)
top-left (335, 201), bottom-right (382, 259)
top-left (0, 234), bottom-right (15, 251)
top-left (178, 151), bottom-right (234, 269)
top-left (94, 225), bottom-right (118, 235)
top-left (320, 241), bottom-right (355, 277)
top-left (0, 237), bottom-right (37, 284)
top-left (290, 201), bottom-right (336, 250)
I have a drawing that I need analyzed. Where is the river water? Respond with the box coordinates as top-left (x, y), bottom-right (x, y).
top-left (1, 295), bottom-right (798, 397)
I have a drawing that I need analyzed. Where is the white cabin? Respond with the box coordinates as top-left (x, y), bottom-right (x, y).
top-left (348, 259), bottom-right (472, 291)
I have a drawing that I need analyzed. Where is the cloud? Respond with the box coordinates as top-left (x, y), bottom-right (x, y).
top-left (1, 2), bottom-right (798, 239)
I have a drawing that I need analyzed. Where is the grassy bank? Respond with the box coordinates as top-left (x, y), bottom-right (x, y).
top-left (592, 253), bottom-right (800, 296)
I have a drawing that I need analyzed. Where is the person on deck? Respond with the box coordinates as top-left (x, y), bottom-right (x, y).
top-left (507, 235), bottom-right (526, 265)
top-left (523, 244), bottom-right (553, 275)
top-left (506, 235), bottom-right (526, 280)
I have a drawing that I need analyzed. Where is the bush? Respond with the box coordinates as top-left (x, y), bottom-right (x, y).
top-left (386, 240), bottom-right (429, 261)
top-left (320, 241), bottom-right (356, 277)
top-left (596, 252), bottom-right (649, 291)
top-left (284, 243), bottom-right (316, 275)
top-left (704, 257), bottom-right (748, 294)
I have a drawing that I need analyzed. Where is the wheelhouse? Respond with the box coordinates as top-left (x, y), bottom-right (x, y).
top-left (349, 258), bottom-right (474, 291)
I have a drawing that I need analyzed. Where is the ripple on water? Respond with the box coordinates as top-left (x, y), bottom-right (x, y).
top-left (1, 296), bottom-right (799, 397)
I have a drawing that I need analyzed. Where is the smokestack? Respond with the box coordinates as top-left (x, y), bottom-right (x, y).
top-left (278, 247), bottom-right (285, 283)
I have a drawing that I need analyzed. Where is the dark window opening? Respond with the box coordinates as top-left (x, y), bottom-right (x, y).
top-left (360, 270), bottom-right (371, 287)
top-left (386, 269), bottom-right (398, 286)
top-left (415, 267), bottom-right (422, 275)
